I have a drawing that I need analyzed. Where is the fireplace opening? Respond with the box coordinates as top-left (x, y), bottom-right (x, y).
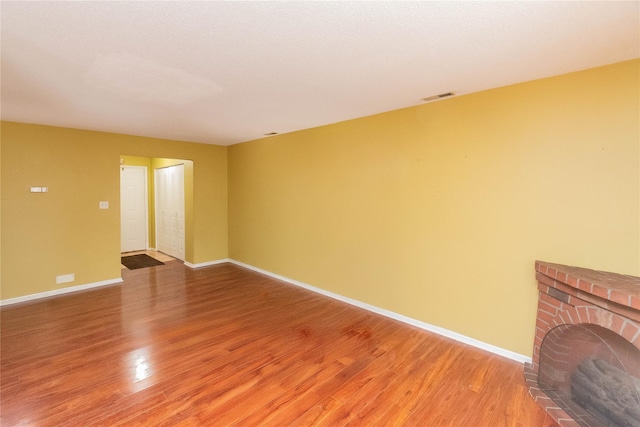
top-left (538, 323), bottom-right (640, 427)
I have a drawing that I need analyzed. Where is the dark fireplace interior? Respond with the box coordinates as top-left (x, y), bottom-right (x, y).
top-left (538, 324), bottom-right (640, 427)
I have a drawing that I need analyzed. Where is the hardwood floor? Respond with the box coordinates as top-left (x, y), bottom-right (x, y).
top-left (1, 261), bottom-right (557, 426)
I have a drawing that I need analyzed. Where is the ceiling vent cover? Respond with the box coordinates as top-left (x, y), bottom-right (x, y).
top-left (422, 92), bottom-right (455, 102)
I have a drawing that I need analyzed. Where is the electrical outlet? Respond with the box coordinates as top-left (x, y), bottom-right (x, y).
top-left (56, 273), bottom-right (75, 284)
top-left (99, 201), bottom-right (109, 209)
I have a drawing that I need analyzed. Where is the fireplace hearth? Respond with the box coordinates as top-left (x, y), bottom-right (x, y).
top-left (524, 261), bottom-right (640, 427)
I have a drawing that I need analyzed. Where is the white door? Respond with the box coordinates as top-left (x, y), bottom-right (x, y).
top-left (155, 164), bottom-right (185, 260)
top-left (120, 166), bottom-right (148, 252)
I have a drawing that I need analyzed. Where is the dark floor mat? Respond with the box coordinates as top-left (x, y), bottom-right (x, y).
top-left (121, 254), bottom-right (165, 270)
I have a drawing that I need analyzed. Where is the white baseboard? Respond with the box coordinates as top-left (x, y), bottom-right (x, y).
top-left (184, 258), bottom-right (232, 269)
top-left (0, 278), bottom-right (123, 307)
top-left (228, 259), bottom-right (532, 364)
top-left (3, 259), bottom-right (530, 363)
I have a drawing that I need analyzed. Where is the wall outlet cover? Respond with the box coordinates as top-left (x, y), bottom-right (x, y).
top-left (56, 273), bottom-right (75, 284)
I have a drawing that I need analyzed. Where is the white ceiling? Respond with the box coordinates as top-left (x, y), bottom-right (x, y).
top-left (2, 1), bottom-right (638, 146)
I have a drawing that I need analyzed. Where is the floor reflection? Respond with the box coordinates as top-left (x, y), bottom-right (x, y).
top-left (125, 345), bottom-right (155, 393)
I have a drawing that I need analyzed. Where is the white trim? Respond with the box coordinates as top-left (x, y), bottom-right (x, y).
top-left (184, 258), bottom-right (232, 269)
top-left (228, 259), bottom-right (532, 364)
top-left (0, 278), bottom-right (123, 307)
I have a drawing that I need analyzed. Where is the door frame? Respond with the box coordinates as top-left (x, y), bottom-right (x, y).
top-left (120, 165), bottom-right (149, 253)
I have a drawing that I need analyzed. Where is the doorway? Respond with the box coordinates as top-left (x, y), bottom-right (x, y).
top-left (155, 164), bottom-right (185, 261)
top-left (120, 166), bottom-right (148, 253)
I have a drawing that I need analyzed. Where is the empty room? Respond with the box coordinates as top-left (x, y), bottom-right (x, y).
top-left (1, 2), bottom-right (639, 426)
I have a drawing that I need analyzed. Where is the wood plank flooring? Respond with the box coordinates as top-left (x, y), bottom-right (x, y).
top-left (1, 261), bottom-right (557, 426)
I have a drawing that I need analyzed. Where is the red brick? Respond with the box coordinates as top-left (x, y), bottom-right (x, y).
top-left (539, 296), bottom-right (559, 309)
top-left (610, 315), bottom-right (626, 336)
top-left (534, 335), bottom-right (545, 350)
top-left (591, 284), bottom-right (608, 299)
top-left (534, 395), bottom-right (555, 408)
top-left (557, 312), bottom-right (572, 326)
top-left (538, 299), bottom-right (561, 316)
top-left (538, 290), bottom-right (558, 307)
top-left (608, 289), bottom-right (629, 306)
top-left (575, 291), bottom-right (608, 311)
top-left (621, 321), bottom-right (640, 343)
top-left (628, 311), bottom-right (640, 324)
top-left (566, 275), bottom-right (579, 288)
top-left (577, 279), bottom-right (593, 293)
top-left (540, 291), bottom-right (563, 309)
top-left (548, 267), bottom-right (558, 280)
top-left (555, 281), bottom-right (579, 298)
top-left (593, 310), bottom-right (613, 329)
top-left (528, 386), bottom-right (546, 401)
top-left (536, 310), bottom-right (555, 329)
top-left (575, 306), bottom-right (589, 324)
top-left (556, 271), bottom-right (568, 284)
top-left (537, 303), bottom-right (554, 319)
top-left (537, 274), bottom-right (557, 288)
top-left (536, 262), bottom-right (546, 275)
top-left (565, 309), bottom-right (576, 324)
top-left (546, 407), bottom-right (568, 420)
top-left (523, 362), bottom-right (534, 374)
top-left (630, 294), bottom-right (640, 310)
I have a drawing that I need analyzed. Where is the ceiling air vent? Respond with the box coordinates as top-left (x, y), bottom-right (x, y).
top-left (422, 92), bottom-right (455, 102)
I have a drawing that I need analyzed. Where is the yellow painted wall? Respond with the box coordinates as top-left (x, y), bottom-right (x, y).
top-left (1, 60), bottom-right (637, 356)
top-left (1, 124), bottom-right (228, 300)
top-left (229, 60), bottom-right (640, 356)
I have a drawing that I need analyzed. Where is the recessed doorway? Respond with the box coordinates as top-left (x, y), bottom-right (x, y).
top-left (120, 155), bottom-right (193, 264)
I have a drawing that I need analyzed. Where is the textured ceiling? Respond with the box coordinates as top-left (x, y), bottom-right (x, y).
top-left (1, 1), bottom-right (638, 146)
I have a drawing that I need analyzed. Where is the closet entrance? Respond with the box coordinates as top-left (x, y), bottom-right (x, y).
top-left (119, 156), bottom-right (192, 263)
top-left (155, 164), bottom-right (185, 260)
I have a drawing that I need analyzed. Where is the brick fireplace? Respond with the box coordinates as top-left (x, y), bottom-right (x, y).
top-left (524, 261), bottom-right (640, 427)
